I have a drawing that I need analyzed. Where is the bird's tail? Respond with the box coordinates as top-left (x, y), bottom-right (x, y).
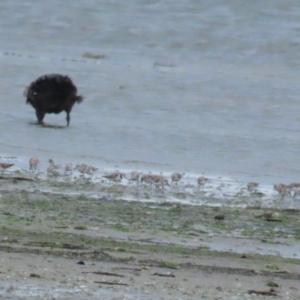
top-left (76, 95), bottom-right (84, 103)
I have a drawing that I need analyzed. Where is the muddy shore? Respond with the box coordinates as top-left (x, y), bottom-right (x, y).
top-left (0, 175), bottom-right (299, 299)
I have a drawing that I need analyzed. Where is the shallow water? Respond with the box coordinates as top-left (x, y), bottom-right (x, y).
top-left (1, 0), bottom-right (300, 193)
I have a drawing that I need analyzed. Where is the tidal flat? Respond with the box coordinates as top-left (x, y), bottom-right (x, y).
top-left (0, 177), bottom-right (299, 299)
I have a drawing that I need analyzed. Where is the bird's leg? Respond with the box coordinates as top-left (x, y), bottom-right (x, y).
top-left (35, 110), bottom-right (45, 126)
top-left (66, 110), bottom-right (71, 126)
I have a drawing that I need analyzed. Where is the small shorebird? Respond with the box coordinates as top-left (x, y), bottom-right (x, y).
top-left (47, 165), bottom-right (60, 177)
top-left (197, 176), bottom-right (209, 188)
top-left (29, 157), bottom-right (39, 172)
top-left (171, 172), bottom-right (184, 185)
top-left (152, 175), bottom-right (170, 189)
top-left (0, 163), bottom-right (14, 173)
top-left (273, 183), bottom-right (289, 200)
top-left (48, 159), bottom-right (61, 169)
top-left (140, 173), bottom-right (154, 186)
top-left (75, 164), bottom-right (88, 176)
top-left (287, 182), bottom-right (300, 188)
top-left (287, 182), bottom-right (300, 197)
top-left (103, 171), bottom-right (125, 184)
top-left (64, 163), bottom-right (73, 175)
top-left (273, 183), bottom-right (284, 191)
top-left (247, 182), bottom-right (259, 193)
top-left (128, 171), bottom-right (142, 184)
top-left (85, 166), bottom-right (98, 179)
top-left (292, 187), bottom-right (300, 198)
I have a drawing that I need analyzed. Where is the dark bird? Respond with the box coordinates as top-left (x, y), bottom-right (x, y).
top-left (24, 74), bottom-right (84, 126)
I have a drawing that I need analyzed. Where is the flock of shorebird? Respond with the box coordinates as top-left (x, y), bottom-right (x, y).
top-left (0, 160), bottom-right (299, 197)
top-left (273, 182), bottom-right (300, 199)
top-left (0, 159), bottom-right (210, 189)
top-left (247, 181), bottom-right (300, 199)
top-left (43, 158), bottom-right (210, 189)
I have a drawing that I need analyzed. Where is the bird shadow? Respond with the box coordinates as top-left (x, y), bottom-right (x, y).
top-left (29, 122), bottom-right (66, 129)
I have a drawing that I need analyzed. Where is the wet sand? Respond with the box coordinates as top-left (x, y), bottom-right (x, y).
top-left (1, 1), bottom-right (300, 184)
